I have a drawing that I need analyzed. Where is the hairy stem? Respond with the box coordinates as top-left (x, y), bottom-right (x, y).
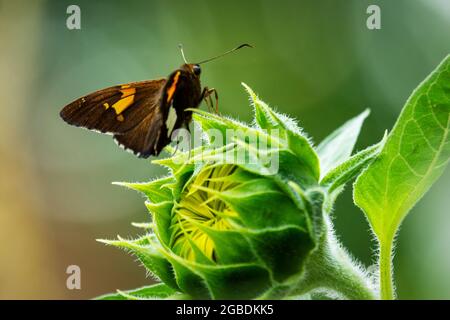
top-left (379, 234), bottom-right (395, 300)
top-left (288, 216), bottom-right (378, 300)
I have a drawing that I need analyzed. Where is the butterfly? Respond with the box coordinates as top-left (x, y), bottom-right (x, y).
top-left (60, 44), bottom-right (251, 158)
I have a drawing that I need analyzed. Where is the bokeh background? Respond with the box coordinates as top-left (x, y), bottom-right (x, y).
top-left (0, 0), bottom-right (449, 299)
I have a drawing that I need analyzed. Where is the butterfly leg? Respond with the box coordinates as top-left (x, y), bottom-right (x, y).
top-left (201, 87), bottom-right (213, 112)
top-left (205, 95), bottom-right (213, 113)
top-left (201, 87), bottom-right (219, 114)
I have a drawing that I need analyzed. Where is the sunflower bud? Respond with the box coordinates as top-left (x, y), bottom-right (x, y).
top-left (99, 84), bottom-right (383, 300)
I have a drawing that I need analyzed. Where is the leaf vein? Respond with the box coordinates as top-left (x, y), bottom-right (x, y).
top-left (412, 118), bottom-right (439, 153)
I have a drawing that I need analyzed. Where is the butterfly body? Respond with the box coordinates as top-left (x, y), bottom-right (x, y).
top-left (60, 63), bottom-right (203, 158)
top-left (60, 44), bottom-right (251, 158)
top-left (161, 64), bottom-right (203, 137)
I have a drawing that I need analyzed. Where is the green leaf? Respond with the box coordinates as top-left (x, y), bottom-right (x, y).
top-left (354, 56), bottom-right (450, 239)
top-left (190, 108), bottom-right (251, 146)
top-left (320, 133), bottom-right (386, 193)
top-left (242, 225), bottom-right (314, 282)
top-left (243, 82), bottom-right (304, 135)
top-left (97, 235), bottom-right (179, 291)
top-left (144, 201), bottom-right (174, 246)
top-left (216, 178), bottom-right (308, 229)
top-left (243, 84), bottom-right (321, 181)
top-left (113, 176), bottom-right (174, 203)
top-left (353, 55), bottom-right (450, 299)
top-left (184, 222), bottom-right (259, 265)
top-left (317, 109), bottom-right (370, 178)
top-left (162, 254), bottom-right (212, 299)
top-left (95, 283), bottom-right (177, 300)
top-left (179, 262), bottom-right (272, 300)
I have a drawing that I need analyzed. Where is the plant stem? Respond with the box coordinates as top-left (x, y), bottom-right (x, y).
top-left (288, 216), bottom-right (378, 300)
top-left (379, 235), bottom-right (395, 300)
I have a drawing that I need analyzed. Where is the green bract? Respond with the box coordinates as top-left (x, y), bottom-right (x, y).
top-left (98, 83), bottom-right (383, 300)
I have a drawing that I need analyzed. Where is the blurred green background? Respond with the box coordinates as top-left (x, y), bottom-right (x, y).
top-left (0, 0), bottom-right (449, 299)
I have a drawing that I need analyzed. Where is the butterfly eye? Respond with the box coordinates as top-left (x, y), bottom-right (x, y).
top-left (193, 64), bottom-right (201, 76)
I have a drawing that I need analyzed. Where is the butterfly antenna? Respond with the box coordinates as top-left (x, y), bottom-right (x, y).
top-left (178, 44), bottom-right (188, 64)
top-left (196, 44), bottom-right (253, 65)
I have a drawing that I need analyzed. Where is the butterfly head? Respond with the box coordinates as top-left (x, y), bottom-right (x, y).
top-left (178, 45), bottom-right (201, 77)
top-left (178, 43), bottom-right (251, 77)
top-left (180, 64), bottom-right (201, 77)
top-left (192, 64), bottom-right (201, 76)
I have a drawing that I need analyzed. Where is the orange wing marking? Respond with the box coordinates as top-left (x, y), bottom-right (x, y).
top-left (111, 85), bottom-right (137, 118)
top-left (166, 71), bottom-right (181, 103)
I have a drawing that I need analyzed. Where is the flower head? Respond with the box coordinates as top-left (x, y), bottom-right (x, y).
top-left (100, 84), bottom-right (382, 299)
top-left (171, 164), bottom-right (239, 261)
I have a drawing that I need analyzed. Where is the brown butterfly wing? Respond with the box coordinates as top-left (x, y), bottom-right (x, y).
top-left (112, 108), bottom-right (170, 158)
top-left (112, 71), bottom-right (186, 158)
top-left (60, 79), bottom-right (166, 134)
top-left (60, 68), bottom-right (197, 158)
